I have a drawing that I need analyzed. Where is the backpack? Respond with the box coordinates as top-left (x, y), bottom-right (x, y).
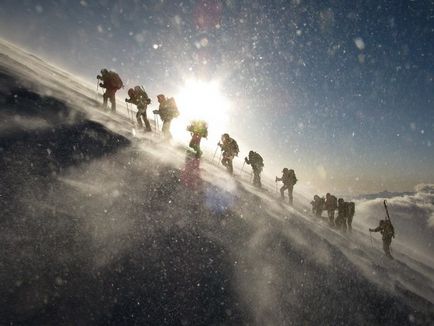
top-left (291, 173), bottom-right (297, 185)
top-left (318, 197), bottom-right (325, 211)
top-left (108, 71), bottom-right (123, 90)
top-left (330, 195), bottom-right (338, 210)
top-left (254, 152), bottom-right (264, 167)
top-left (347, 202), bottom-right (355, 217)
top-left (381, 220), bottom-right (395, 238)
top-left (134, 86), bottom-right (151, 104)
top-left (188, 120), bottom-right (208, 138)
top-left (231, 139), bottom-right (239, 156)
top-left (167, 97), bottom-right (179, 118)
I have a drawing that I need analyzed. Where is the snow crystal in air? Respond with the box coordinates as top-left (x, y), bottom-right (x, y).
top-left (354, 37), bottom-right (365, 50)
top-left (200, 37), bottom-right (209, 47)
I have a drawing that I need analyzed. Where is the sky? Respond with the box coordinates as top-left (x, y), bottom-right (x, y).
top-left (0, 0), bottom-right (433, 194)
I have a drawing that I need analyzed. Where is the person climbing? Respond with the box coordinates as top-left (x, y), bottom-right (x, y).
top-left (311, 195), bottom-right (324, 218)
top-left (325, 193), bottom-right (338, 226)
top-left (97, 69), bottom-right (123, 112)
top-left (153, 94), bottom-right (179, 139)
top-left (218, 133), bottom-right (239, 174)
top-left (125, 86), bottom-right (152, 132)
top-left (369, 219), bottom-right (395, 259)
top-left (276, 168), bottom-right (297, 205)
top-left (336, 198), bottom-right (347, 231)
top-left (187, 120), bottom-right (208, 158)
top-left (244, 151), bottom-right (264, 188)
top-left (346, 201), bottom-right (355, 232)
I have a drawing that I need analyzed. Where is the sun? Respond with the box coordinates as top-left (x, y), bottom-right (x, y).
top-left (170, 79), bottom-right (231, 147)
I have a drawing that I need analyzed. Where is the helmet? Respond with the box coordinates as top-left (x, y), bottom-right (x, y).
top-left (221, 133), bottom-right (229, 141)
top-left (128, 88), bottom-right (134, 97)
top-left (338, 198), bottom-right (344, 203)
top-left (282, 168), bottom-right (289, 173)
top-left (249, 150), bottom-right (254, 156)
top-left (326, 193), bottom-right (331, 197)
top-left (101, 69), bottom-right (108, 75)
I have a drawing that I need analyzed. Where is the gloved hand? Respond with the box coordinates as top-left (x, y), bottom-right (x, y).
top-left (97, 75), bottom-right (101, 80)
top-left (125, 98), bottom-right (128, 102)
top-left (99, 83), bottom-right (104, 87)
top-left (275, 177), bottom-right (278, 182)
top-left (244, 157), bottom-right (248, 163)
top-left (369, 228), bottom-right (373, 232)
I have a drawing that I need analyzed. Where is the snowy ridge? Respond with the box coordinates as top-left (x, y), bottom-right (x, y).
top-left (1, 39), bottom-right (434, 325)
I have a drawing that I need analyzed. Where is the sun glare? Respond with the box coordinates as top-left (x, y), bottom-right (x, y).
top-left (171, 79), bottom-right (230, 147)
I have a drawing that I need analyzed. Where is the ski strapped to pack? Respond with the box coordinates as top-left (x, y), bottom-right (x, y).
top-left (383, 200), bottom-right (391, 221)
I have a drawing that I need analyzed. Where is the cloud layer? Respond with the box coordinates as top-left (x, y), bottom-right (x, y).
top-left (354, 184), bottom-right (434, 259)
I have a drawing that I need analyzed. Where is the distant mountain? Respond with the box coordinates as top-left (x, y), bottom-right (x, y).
top-left (352, 190), bottom-right (415, 201)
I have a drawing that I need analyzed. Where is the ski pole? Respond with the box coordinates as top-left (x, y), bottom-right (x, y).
top-left (369, 231), bottom-right (373, 248)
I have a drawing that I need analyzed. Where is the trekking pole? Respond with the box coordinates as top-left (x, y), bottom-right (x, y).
top-left (240, 161), bottom-right (245, 174)
top-left (250, 171), bottom-right (253, 183)
top-left (128, 104), bottom-right (134, 125)
top-left (96, 80), bottom-right (99, 101)
top-left (369, 231), bottom-right (373, 248)
top-left (212, 144), bottom-right (219, 162)
top-left (155, 114), bottom-right (160, 131)
top-left (126, 102), bottom-right (130, 121)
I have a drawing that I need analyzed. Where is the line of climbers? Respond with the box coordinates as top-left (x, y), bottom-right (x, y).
top-left (96, 69), bottom-right (394, 259)
top-left (311, 194), bottom-right (355, 232)
top-left (310, 193), bottom-right (395, 258)
top-left (97, 69), bottom-right (179, 139)
top-left (96, 69), bottom-right (298, 203)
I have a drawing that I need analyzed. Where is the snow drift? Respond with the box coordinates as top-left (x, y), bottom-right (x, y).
top-left (1, 39), bottom-right (434, 325)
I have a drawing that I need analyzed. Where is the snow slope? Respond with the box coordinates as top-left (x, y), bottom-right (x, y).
top-left (1, 39), bottom-right (434, 325)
